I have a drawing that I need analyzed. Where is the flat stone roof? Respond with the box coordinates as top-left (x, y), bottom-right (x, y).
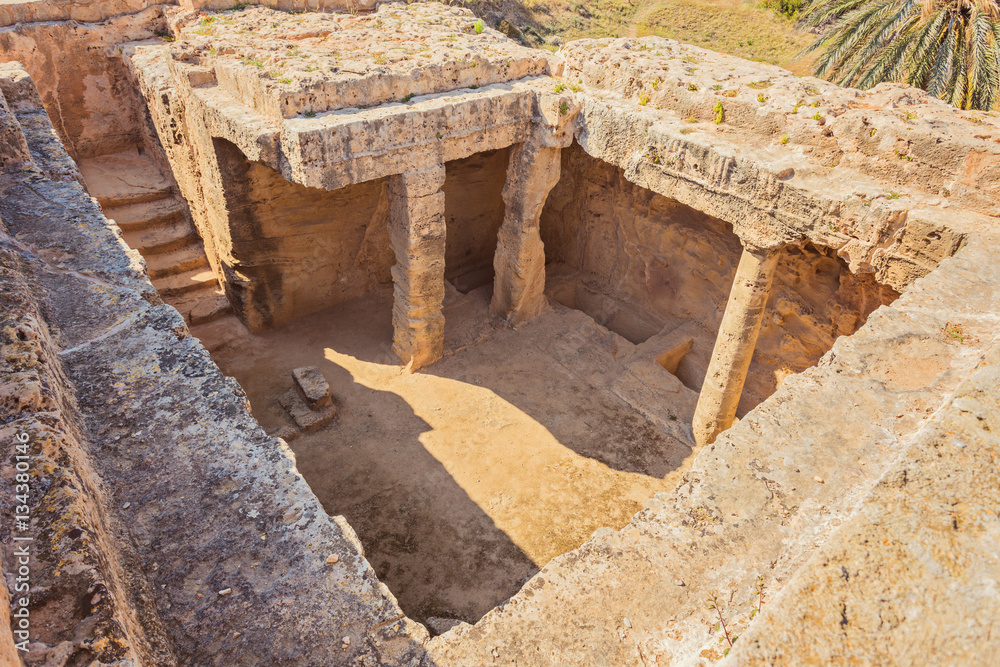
top-left (169, 3), bottom-right (555, 118)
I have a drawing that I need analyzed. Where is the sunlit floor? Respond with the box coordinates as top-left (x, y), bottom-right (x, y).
top-left (212, 284), bottom-right (694, 624)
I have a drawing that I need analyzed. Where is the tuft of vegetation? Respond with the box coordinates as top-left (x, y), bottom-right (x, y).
top-left (688, 82), bottom-right (699, 91)
top-left (304, 109), bottom-right (316, 118)
top-left (803, 0), bottom-right (1000, 110)
top-left (554, 82), bottom-right (567, 93)
top-left (560, 100), bottom-right (570, 114)
top-left (640, 93), bottom-right (650, 105)
top-left (757, 93), bottom-right (767, 103)
top-left (780, 133), bottom-right (789, 143)
top-left (761, 0), bottom-right (804, 18)
top-left (944, 322), bottom-right (966, 341)
top-left (707, 590), bottom-right (737, 655)
top-left (714, 101), bottom-right (725, 123)
top-left (474, 19), bottom-right (485, 34)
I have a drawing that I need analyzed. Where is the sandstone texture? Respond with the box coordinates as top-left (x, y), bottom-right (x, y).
top-left (0, 2), bottom-right (999, 665)
top-left (292, 364), bottom-right (331, 409)
top-left (0, 60), bottom-right (425, 666)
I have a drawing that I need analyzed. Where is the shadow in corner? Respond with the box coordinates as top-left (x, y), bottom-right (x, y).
top-left (299, 357), bottom-right (539, 625)
top-left (212, 310), bottom-right (538, 625)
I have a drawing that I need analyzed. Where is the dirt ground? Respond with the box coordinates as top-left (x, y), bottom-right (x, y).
top-left (212, 285), bottom-right (694, 624)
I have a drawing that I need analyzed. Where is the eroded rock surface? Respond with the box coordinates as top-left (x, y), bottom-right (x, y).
top-left (0, 2), bottom-right (998, 665)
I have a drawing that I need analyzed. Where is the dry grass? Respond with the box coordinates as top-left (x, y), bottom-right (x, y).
top-left (450, 0), bottom-right (815, 74)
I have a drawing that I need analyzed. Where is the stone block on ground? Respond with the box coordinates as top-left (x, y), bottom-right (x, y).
top-left (278, 388), bottom-right (336, 432)
top-left (292, 365), bottom-right (332, 409)
top-left (267, 425), bottom-right (300, 442)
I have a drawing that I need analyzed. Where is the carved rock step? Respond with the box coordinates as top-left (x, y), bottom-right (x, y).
top-left (123, 218), bottom-right (199, 255)
top-left (152, 267), bottom-right (218, 298)
top-left (168, 289), bottom-right (232, 326)
top-left (77, 148), bottom-right (174, 208)
top-left (189, 313), bottom-right (249, 353)
top-left (145, 244), bottom-right (210, 279)
top-left (103, 196), bottom-right (188, 232)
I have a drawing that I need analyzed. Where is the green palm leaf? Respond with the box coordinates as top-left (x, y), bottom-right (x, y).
top-left (804, 0), bottom-right (1000, 110)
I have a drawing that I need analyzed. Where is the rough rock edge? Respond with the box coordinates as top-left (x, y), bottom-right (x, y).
top-left (0, 62), bottom-right (428, 665)
top-left (728, 342), bottom-right (1000, 665)
top-left (1, 61), bottom-right (174, 666)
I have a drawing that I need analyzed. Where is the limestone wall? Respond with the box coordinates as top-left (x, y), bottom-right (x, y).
top-left (213, 137), bottom-right (394, 329)
top-left (1, 60), bottom-right (173, 666)
top-left (0, 0), bottom-right (164, 27)
top-left (0, 7), bottom-right (166, 159)
top-left (542, 143), bottom-right (898, 415)
top-left (443, 147), bottom-right (509, 291)
top-left (0, 59), bottom-right (427, 666)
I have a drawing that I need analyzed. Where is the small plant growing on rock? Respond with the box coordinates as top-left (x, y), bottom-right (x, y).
top-left (401, 93), bottom-right (415, 103)
top-left (723, 89), bottom-right (738, 98)
top-left (780, 134), bottom-right (789, 144)
top-left (905, 111), bottom-right (918, 120)
top-left (707, 590), bottom-right (737, 655)
top-left (559, 101), bottom-right (569, 115)
top-left (712, 84), bottom-right (722, 91)
top-left (887, 191), bottom-right (900, 199)
top-left (894, 149), bottom-right (914, 161)
top-left (757, 93), bottom-right (767, 103)
top-left (242, 57), bottom-right (264, 68)
top-left (639, 93), bottom-right (650, 106)
top-left (645, 148), bottom-right (662, 164)
top-left (652, 79), bottom-right (660, 90)
top-left (554, 82), bottom-right (567, 93)
top-left (304, 109), bottom-right (316, 118)
top-left (751, 575), bottom-right (766, 619)
top-left (685, 114), bottom-right (697, 123)
top-left (812, 112), bottom-right (822, 121)
top-left (688, 83), bottom-right (699, 91)
top-left (473, 19), bottom-right (485, 34)
top-left (714, 101), bottom-right (724, 124)
top-left (944, 322), bottom-right (965, 342)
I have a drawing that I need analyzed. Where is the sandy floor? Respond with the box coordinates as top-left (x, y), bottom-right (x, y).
top-left (212, 286), bottom-right (694, 624)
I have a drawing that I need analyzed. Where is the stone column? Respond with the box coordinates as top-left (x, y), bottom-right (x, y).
top-left (387, 164), bottom-right (447, 370)
top-left (490, 139), bottom-right (563, 324)
top-left (692, 246), bottom-right (781, 445)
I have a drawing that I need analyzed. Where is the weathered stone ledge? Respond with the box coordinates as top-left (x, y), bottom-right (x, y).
top-left (0, 61), bottom-right (428, 665)
top-left (425, 234), bottom-right (1000, 664)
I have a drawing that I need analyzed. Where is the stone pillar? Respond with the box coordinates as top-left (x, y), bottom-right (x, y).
top-left (692, 246), bottom-right (781, 445)
top-left (490, 139), bottom-right (563, 325)
top-left (388, 164), bottom-right (447, 370)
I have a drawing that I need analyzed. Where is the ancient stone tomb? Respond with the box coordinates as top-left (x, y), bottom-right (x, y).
top-left (1, 2), bottom-right (998, 665)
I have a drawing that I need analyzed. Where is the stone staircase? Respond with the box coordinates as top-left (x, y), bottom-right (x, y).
top-left (77, 147), bottom-right (248, 352)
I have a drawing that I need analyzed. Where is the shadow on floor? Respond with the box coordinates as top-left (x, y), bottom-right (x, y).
top-left (211, 287), bottom-right (691, 624)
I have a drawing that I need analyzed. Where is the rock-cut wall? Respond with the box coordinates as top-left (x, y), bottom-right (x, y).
top-left (0, 60), bottom-right (429, 666)
top-left (541, 143), bottom-right (898, 415)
